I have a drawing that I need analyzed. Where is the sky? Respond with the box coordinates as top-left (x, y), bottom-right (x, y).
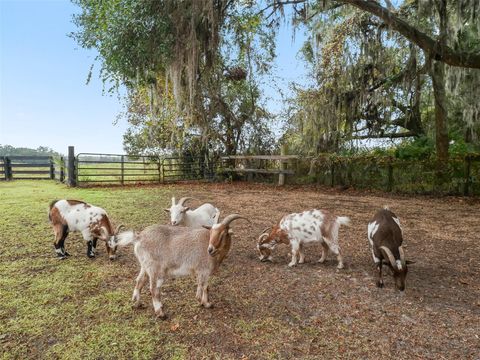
top-left (0, 0), bottom-right (308, 155)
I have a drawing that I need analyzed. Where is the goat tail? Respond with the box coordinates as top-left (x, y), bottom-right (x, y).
top-left (48, 200), bottom-right (59, 223)
top-left (336, 216), bottom-right (351, 227)
top-left (115, 230), bottom-right (137, 247)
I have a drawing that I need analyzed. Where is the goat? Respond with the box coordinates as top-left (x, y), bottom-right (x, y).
top-left (48, 199), bottom-right (124, 260)
top-left (257, 209), bottom-right (350, 269)
top-left (368, 207), bottom-right (412, 291)
top-left (164, 197), bottom-right (220, 227)
top-left (110, 214), bottom-right (248, 319)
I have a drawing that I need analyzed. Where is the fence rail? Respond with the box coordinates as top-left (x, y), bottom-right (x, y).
top-left (75, 153), bottom-right (215, 185)
top-left (2, 148), bottom-right (479, 196)
top-left (301, 154), bottom-right (480, 196)
top-left (1, 155), bottom-right (62, 181)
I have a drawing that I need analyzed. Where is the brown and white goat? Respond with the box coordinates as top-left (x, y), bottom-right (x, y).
top-left (110, 214), bottom-right (248, 319)
top-left (48, 200), bottom-right (124, 260)
top-left (257, 210), bottom-right (350, 269)
top-left (368, 207), bottom-right (412, 291)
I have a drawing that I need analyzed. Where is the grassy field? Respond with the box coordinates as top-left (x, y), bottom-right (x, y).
top-left (0, 181), bottom-right (479, 359)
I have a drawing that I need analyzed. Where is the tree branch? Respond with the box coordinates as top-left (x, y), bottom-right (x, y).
top-left (349, 131), bottom-right (416, 140)
top-left (338, 0), bottom-right (480, 69)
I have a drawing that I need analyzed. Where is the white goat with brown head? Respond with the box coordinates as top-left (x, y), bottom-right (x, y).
top-left (257, 209), bottom-right (350, 269)
top-left (368, 207), bottom-right (413, 291)
top-left (110, 214), bottom-right (248, 319)
top-left (48, 199), bottom-right (124, 260)
top-left (164, 197), bottom-right (220, 227)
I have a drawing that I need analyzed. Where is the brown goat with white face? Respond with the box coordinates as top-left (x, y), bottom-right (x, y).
top-left (110, 214), bottom-right (248, 319)
top-left (368, 208), bottom-right (413, 291)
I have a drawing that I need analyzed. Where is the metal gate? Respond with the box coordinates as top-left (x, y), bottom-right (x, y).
top-left (161, 156), bottom-right (216, 182)
top-left (75, 153), bottom-right (216, 185)
top-left (76, 153), bottom-right (162, 185)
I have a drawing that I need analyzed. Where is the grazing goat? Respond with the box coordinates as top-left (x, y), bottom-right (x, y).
top-left (110, 214), bottom-right (247, 319)
top-left (164, 197), bottom-right (220, 227)
top-left (257, 210), bottom-right (350, 269)
top-left (368, 208), bottom-right (413, 291)
top-left (48, 200), bottom-right (124, 260)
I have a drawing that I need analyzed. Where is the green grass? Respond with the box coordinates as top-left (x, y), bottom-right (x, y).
top-left (0, 181), bottom-right (189, 359)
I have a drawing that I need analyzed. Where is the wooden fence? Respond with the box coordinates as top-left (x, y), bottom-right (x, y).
top-left (300, 153), bottom-right (480, 196)
top-left (220, 155), bottom-right (297, 186)
top-left (1, 156), bottom-right (60, 181)
top-left (1, 147), bottom-right (479, 196)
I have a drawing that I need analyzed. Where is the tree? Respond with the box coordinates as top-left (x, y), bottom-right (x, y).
top-left (271, 0), bottom-right (480, 164)
top-left (73, 0), bottom-right (276, 157)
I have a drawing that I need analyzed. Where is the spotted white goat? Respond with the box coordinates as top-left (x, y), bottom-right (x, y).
top-left (164, 197), bottom-right (220, 227)
top-left (110, 214), bottom-right (248, 319)
top-left (368, 207), bottom-right (412, 291)
top-left (48, 199), bottom-right (124, 260)
top-left (257, 210), bottom-right (350, 269)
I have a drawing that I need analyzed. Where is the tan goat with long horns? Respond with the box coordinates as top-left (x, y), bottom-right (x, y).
top-left (110, 214), bottom-right (248, 319)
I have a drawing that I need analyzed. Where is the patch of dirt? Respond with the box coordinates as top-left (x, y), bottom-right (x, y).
top-left (114, 182), bottom-right (480, 358)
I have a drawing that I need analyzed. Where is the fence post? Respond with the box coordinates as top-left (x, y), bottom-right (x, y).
top-left (59, 156), bottom-right (65, 183)
top-left (49, 157), bottom-right (55, 180)
top-left (387, 158), bottom-right (394, 192)
top-left (330, 161), bottom-right (335, 187)
top-left (121, 155), bottom-right (125, 185)
top-left (463, 155), bottom-right (471, 196)
top-left (159, 159), bottom-right (163, 183)
top-left (5, 157), bottom-right (12, 181)
top-left (278, 144), bottom-right (287, 186)
top-left (67, 146), bottom-right (76, 187)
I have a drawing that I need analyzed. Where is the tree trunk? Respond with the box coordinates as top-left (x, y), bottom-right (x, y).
top-left (431, 0), bottom-right (449, 188)
top-left (430, 60), bottom-right (449, 186)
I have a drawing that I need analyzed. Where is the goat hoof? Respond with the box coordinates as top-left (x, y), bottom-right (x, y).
top-left (64, 252), bottom-right (71, 257)
top-left (376, 281), bottom-right (384, 288)
top-left (132, 302), bottom-right (144, 309)
top-left (337, 264), bottom-right (344, 270)
top-left (87, 253), bottom-right (95, 258)
top-left (202, 302), bottom-right (213, 309)
top-left (288, 262), bottom-right (296, 267)
top-left (155, 312), bottom-right (168, 320)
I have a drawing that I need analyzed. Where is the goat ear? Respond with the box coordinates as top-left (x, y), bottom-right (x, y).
top-left (202, 225), bottom-right (212, 230)
top-left (406, 260), bottom-right (416, 265)
top-left (164, 208), bottom-right (170, 213)
top-left (99, 227), bottom-right (109, 240)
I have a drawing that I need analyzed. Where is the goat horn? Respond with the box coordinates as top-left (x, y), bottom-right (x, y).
top-left (115, 224), bottom-right (126, 234)
top-left (398, 246), bottom-right (406, 267)
top-left (261, 227), bottom-right (271, 234)
top-left (213, 211), bottom-right (221, 224)
top-left (379, 246), bottom-right (398, 270)
top-left (258, 233), bottom-right (269, 242)
top-left (178, 197), bottom-right (196, 206)
top-left (171, 197), bottom-right (176, 206)
top-left (221, 214), bottom-right (249, 227)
